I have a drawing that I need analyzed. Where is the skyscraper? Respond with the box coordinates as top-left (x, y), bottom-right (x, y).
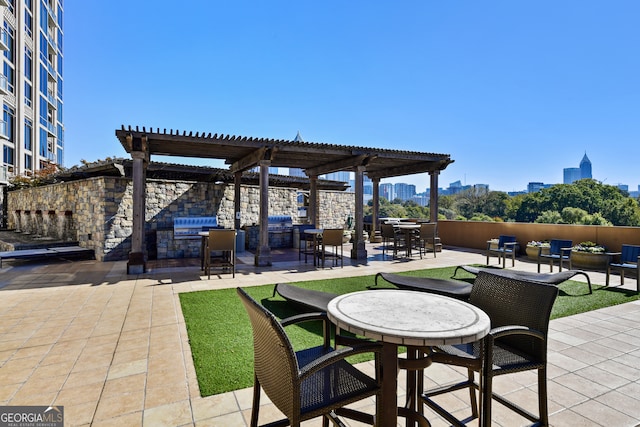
top-left (1, 0), bottom-right (64, 183)
top-left (563, 153), bottom-right (592, 184)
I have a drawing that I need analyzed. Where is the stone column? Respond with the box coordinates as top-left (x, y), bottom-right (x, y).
top-left (351, 166), bottom-right (367, 260)
top-left (255, 160), bottom-right (272, 266)
top-left (128, 138), bottom-right (148, 274)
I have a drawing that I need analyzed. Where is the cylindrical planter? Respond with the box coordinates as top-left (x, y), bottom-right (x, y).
top-left (571, 251), bottom-right (609, 270)
top-left (526, 246), bottom-right (549, 260)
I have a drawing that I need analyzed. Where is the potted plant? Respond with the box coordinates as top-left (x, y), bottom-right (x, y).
top-left (571, 241), bottom-right (608, 269)
top-left (526, 240), bottom-right (550, 260)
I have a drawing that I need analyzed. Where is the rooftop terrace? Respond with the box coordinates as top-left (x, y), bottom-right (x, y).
top-left (1, 244), bottom-right (640, 426)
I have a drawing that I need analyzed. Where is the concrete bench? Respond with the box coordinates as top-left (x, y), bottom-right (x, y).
top-left (173, 216), bottom-right (219, 239)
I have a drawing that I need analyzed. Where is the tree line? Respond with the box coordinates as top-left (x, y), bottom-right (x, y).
top-left (366, 179), bottom-right (640, 226)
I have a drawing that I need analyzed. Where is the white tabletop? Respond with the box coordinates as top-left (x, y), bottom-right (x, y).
top-left (396, 223), bottom-right (420, 229)
top-left (327, 289), bottom-right (490, 347)
top-left (303, 228), bottom-right (324, 234)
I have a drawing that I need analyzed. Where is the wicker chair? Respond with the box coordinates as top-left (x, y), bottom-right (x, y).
top-left (320, 228), bottom-right (344, 268)
top-left (418, 222), bottom-right (439, 259)
top-left (419, 271), bottom-right (559, 426)
top-left (537, 238), bottom-right (573, 272)
top-left (486, 235), bottom-right (518, 268)
top-left (606, 244), bottom-right (640, 292)
top-left (381, 223), bottom-right (403, 258)
top-left (204, 229), bottom-right (236, 278)
top-left (237, 287), bottom-right (382, 427)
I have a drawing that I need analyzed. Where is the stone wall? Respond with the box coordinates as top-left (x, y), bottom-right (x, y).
top-left (7, 177), bottom-right (355, 261)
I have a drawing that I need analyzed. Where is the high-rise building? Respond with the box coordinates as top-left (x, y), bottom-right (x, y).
top-left (564, 153), bottom-right (592, 184)
top-left (0, 0), bottom-right (64, 183)
top-left (393, 183), bottom-right (415, 201)
top-left (379, 182), bottom-right (393, 201)
top-left (579, 152), bottom-right (592, 180)
top-left (288, 131), bottom-right (306, 177)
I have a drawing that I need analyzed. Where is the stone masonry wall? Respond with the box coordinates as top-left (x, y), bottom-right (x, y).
top-left (7, 177), bottom-right (355, 261)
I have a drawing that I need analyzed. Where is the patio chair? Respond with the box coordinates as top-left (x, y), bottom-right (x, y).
top-left (319, 228), bottom-right (344, 268)
top-left (485, 235), bottom-right (518, 268)
top-left (606, 244), bottom-right (640, 292)
top-left (537, 238), bottom-right (572, 272)
top-left (418, 222), bottom-right (439, 259)
top-left (204, 229), bottom-right (236, 278)
top-left (381, 223), bottom-right (404, 258)
top-left (237, 287), bottom-right (382, 427)
top-left (419, 271), bottom-right (559, 427)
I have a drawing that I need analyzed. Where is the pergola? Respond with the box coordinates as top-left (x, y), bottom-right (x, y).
top-left (115, 125), bottom-right (453, 273)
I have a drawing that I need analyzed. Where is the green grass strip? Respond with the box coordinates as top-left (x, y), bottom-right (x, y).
top-left (179, 266), bottom-right (639, 396)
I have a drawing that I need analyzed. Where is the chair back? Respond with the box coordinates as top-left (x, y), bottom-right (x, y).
top-left (549, 239), bottom-right (572, 256)
top-left (381, 224), bottom-right (396, 239)
top-left (322, 228), bottom-right (344, 246)
top-left (420, 223), bottom-right (437, 240)
top-left (470, 271), bottom-right (559, 360)
top-left (621, 244), bottom-right (640, 264)
top-left (497, 235), bottom-right (516, 249)
top-left (237, 287), bottom-right (299, 418)
top-left (208, 229), bottom-right (236, 251)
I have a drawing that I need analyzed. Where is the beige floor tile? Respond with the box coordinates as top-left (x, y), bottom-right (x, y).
top-left (142, 400), bottom-right (192, 426)
top-left (93, 389), bottom-right (145, 421)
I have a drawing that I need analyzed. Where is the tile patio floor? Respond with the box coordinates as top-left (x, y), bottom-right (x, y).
top-left (1, 243), bottom-right (639, 426)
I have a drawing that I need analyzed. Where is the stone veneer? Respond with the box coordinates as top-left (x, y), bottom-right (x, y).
top-left (7, 177), bottom-right (355, 261)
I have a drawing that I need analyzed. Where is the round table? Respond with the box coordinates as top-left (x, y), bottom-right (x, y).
top-left (327, 289), bottom-right (490, 426)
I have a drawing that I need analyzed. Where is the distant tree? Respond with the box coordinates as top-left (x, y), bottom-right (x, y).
top-left (535, 210), bottom-right (563, 224)
top-left (483, 191), bottom-right (509, 219)
top-left (469, 213), bottom-right (494, 222)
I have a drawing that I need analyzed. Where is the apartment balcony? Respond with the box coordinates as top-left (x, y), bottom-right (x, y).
top-left (45, 121), bottom-right (56, 136)
top-left (0, 28), bottom-right (8, 51)
top-left (0, 74), bottom-right (8, 95)
top-left (0, 119), bottom-right (8, 140)
top-left (46, 88), bottom-right (57, 108)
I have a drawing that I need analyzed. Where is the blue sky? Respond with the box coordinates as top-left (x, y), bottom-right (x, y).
top-left (64, 1), bottom-right (640, 193)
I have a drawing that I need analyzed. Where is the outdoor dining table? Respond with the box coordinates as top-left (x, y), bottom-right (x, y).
top-left (396, 223), bottom-right (421, 257)
top-left (303, 228), bottom-right (323, 266)
top-left (327, 289), bottom-right (490, 427)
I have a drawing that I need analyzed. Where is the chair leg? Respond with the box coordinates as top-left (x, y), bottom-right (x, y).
top-left (538, 367), bottom-right (549, 427)
top-left (468, 368), bottom-right (478, 418)
top-left (251, 375), bottom-right (261, 427)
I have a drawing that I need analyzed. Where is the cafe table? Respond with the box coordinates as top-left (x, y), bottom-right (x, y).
top-left (395, 223), bottom-right (421, 257)
top-left (327, 289), bottom-right (490, 427)
top-left (303, 228), bottom-right (323, 266)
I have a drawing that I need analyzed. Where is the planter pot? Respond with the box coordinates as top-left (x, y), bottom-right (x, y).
top-left (571, 251), bottom-right (609, 270)
top-left (526, 246), bottom-right (549, 260)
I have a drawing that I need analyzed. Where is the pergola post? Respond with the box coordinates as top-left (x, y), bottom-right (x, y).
top-left (430, 170), bottom-right (439, 222)
top-left (127, 137), bottom-right (148, 274)
top-left (234, 171), bottom-right (241, 230)
top-left (255, 160), bottom-right (272, 266)
top-left (351, 166), bottom-right (367, 260)
top-left (370, 177), bottom-right (381, 243)
top-left (309, 175), bottom-right (318, 227)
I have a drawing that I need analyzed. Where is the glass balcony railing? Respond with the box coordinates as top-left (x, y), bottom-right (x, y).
top-left (0, 74), bottom-right (8, 95)
top-left (0, 120), bottom-right (8, 140)
top-left (0, 28), bottom-right (8, 51)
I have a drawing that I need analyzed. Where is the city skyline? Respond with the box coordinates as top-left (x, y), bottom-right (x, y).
top-left (62, 2), bottom-right (640, 193)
